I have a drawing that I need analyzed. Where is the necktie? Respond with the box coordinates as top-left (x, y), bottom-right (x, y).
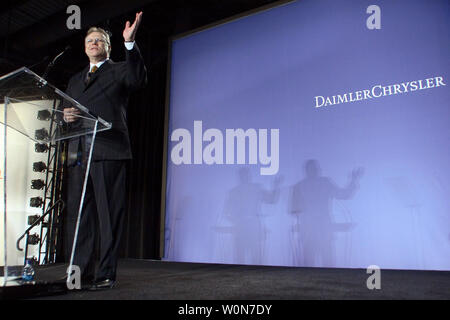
top-left (85, 65), bottom-right (98, 85)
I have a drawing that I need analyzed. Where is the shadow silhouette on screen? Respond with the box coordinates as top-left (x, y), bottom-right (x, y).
top-left (164, 195), bottom-right (193, 261)
top-left (218, 167), bottom-right (282, 265)
top-left (290, 159), bottom-right (363, 267)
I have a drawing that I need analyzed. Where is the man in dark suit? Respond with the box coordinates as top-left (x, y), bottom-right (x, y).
top-left (63, 12), bottom-right (147, 290)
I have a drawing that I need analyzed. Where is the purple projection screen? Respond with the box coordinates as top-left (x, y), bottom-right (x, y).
top-left (163, 0), bottom-right (450, 271)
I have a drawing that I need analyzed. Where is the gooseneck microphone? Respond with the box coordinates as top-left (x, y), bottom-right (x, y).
top-left (42, 45), bottom-right (71, 79)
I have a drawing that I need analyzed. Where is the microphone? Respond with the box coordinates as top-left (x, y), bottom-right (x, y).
top-left (28, 55), bottom-right (50, 71)
top-left (42, 45), bottom-right (71, 79)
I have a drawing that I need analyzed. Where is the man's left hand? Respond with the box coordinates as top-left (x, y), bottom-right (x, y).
top-left (123, 11), bottom-right (143, 42)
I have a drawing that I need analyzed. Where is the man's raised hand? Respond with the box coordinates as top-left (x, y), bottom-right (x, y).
top-left (123, 11), bottom-right (143, 42)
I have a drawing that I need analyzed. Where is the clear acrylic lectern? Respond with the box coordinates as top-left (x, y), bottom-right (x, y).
top-left (0, 67), bottom-right (111, 289)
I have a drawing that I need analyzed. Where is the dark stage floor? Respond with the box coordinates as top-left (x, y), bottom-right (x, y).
top-left (17, 259), bottom-right (449, 300)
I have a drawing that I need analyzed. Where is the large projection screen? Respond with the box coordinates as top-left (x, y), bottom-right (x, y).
top-left (163, 0), bottom-right (450, 271)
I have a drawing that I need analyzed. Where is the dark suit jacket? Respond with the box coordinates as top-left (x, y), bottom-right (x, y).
top-left (65, 44), bottom-right (147, 161)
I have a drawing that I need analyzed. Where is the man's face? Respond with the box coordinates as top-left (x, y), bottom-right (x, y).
top-left (85, 31), bottom-right (109, 61)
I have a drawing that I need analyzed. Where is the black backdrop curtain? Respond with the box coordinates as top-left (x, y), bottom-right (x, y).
top-left (120, 30), bottom-right (168, 260)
